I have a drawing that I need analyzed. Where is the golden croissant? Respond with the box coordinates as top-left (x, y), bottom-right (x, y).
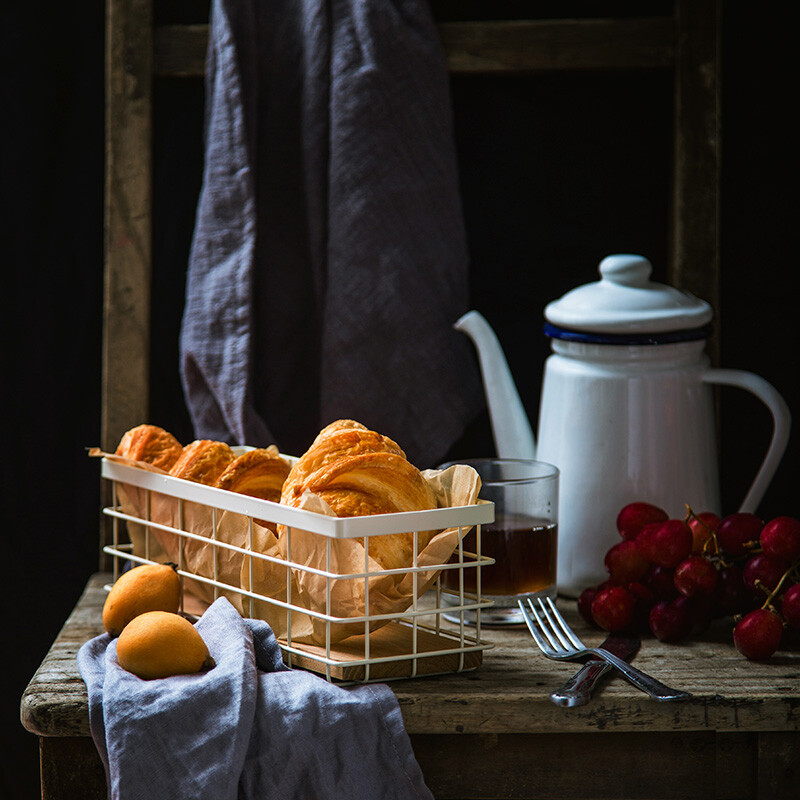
top-left (115, 424), bottom-right (184, 472)
top-left (169, 439), bottom-right (236, 485)
top-left (214, 446), bottom-right (292, 530)
top-left (114, 427), bottom-right (292, 510)
top-left (279, 420), bottom-right (438, 570)
top-left (214, 446), bottom-right (290, 504)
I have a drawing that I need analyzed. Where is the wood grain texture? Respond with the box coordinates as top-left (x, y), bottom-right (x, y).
top-left (22, 573), bottom-right (800, 799)
top-left (21, 573), bottom-right (800, 739)
top-left (102, 0), bottom-right (155, 569)
top-left (40, 737), bottom-right (107, 800)
top-left (439, 17), bottom-right (674, 74)
top-left (670, 0), bottom-right (721, 362)
top-left (103, 0), bottom-right (153, 455)
top-left (153, 18), bottom-right (675, 78)
top-left (410, 731), bottom-right (752, 800)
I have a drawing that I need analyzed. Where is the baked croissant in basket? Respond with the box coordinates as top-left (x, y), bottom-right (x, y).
top-left (114, 426), bottom-right (292, 514)
top-left (279, 420), bottom-right (438, 570)
top-left (169, 439), bottom-right (236, 485)
top-left (115, 424), bottom-right (184, 472)
top-left (214, 446), bottom-right (291, 504)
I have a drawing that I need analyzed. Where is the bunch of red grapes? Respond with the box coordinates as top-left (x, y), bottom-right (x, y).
top-left (578, 502), bottom-right (800, 660)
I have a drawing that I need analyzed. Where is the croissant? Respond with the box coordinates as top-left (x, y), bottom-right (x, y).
top-left (115, 424), bottom-right (183, 472)
top-left (214, 446), bottom-right (291, 504)
top-left (280, 419), bottom-right (405, 503)
top-left (280, 420), bottom-right (438, 570)
top-left (169, 439), bottom-right (235, 485)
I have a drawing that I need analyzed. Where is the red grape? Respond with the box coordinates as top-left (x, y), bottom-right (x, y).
top-left (688, 595), bottom-right (714, 636)
top-left (645, 564), bottom-right (679, 601)
top-left (674, 555), bottom-right (718, 597)
top-left (688, 511), bottom-right (721, 555)
top-left (580, 500), bottom-right (799, 663)
top-left (616, 502), bottom-right (669, 541)
top-left (781, 584), bottom-right (800, 630)
top-left (742, 553), bottom-right (789, 597)
top-left (626, 581), bottom-right (656, 633)
top-left (649, 596), bottom-right (693, 642)
top-left (604, 540), bottom-right (650, 583)
top-left (636, 519), bottom-right (692, 568)
top-left (716, 512), bottom-right (763, 557)
top-left (733, 608), bottom-right (783, 660)
top-left (760, 516), bottom-right (800, 562)
top-left (591, 585), bottom-right (636, 632)
top-left (713, 564), bottom-right (750, 617)
top-left (627, 581), bottom-right (655, 607)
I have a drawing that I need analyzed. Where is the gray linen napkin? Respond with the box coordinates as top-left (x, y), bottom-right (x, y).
top-left (77, 597), bottom-right (433, 800)
top-left (179, 0), bottom-right (483, 465)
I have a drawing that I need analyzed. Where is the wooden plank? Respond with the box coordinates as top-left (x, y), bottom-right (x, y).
top-left (29, 730), bottom-right (770, 800)
top-left (756, 731), bottom-right (800, 800)
top-left (287, 623), bottom-right (483, 682)
top-left (40, 737), bottom-right (107, 800)
top-left (409, 731), bottom-right (753, 800)
top-left (20, 578), bottom-right (105, 738)
top-left (102, 0), bottom-right (154, 568)
top-left (669, 0), bottom-right (721, 361)
top-left (21, 574), bottom-right (800, 740)
top-left (154, 23), bottom-right (208, 77)
top-left (103, 0), bottom-right (154, 456)
top-left (154, 18), bottom-right (675, 78)
top-left (715, 732), bottom-right (756, 800)
top-left (439, 17), bottom-right (674, 74)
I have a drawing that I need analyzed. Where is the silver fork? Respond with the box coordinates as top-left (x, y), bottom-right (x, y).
top-left (518, 597), bottom-right (691, 702)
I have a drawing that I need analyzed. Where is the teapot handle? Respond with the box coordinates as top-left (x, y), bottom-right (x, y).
top-left (702, 369), bottom-right (791, 513)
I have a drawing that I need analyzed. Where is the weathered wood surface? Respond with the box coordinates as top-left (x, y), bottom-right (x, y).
top-left (22, 573), bottom-right (800, 799)
top-left (40, 737), bottom-right (107, 800)
top-left (21, 573), bottom-right (800, 740)
top-left (103, 0), bottom-right (153, 456)
top-left (103, 0), bottom-right (154, 571)
top-left (154, 17), bottom-right (675, 78)
top-left (671, 0), bottom-right (722, 365)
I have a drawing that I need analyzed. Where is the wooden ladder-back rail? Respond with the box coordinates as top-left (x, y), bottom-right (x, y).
top-left (103, 0), bottom-right (720, 465)
top-left (103, 0), bottom-right (154, 454)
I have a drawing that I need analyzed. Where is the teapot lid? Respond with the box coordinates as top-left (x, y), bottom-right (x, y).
top-left (544, 254), bottom-right (713, 337)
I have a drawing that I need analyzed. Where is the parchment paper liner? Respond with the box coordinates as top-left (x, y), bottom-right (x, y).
top-left (92, 450), bottom-right (481, 645)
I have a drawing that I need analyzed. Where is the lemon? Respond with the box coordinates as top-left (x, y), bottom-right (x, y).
top-left (103, 562), bottom-right (181, 637)
top-left (116, 611), bottom-right (215, 680)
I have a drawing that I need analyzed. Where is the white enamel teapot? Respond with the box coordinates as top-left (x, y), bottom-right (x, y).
top-left (457, 254), bottom-right (791, 597)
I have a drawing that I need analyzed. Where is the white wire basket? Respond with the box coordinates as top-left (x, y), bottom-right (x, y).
top-left (100, 456), bottom-right (496, 682)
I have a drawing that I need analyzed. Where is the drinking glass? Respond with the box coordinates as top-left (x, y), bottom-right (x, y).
top-left (438, 458), bottom-right (559, 626)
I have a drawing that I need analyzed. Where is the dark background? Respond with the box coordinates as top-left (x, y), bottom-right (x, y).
top-left (2, 2), bottom-right (796, 798)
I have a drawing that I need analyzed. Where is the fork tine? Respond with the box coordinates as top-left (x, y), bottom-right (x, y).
top-left (535, 598), bottom-right (574, 650)
top-left (529, 599), bottom-right (566, 652)
top-left (517, 599), bottom-right (555, 656)
top-left (543, 597), bottom-right (586, 650)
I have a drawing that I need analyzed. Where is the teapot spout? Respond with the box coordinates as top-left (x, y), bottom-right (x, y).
top-left (455, 310), bottom-right (536, 459)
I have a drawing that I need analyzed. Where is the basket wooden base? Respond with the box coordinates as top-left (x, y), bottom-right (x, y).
top-left (284, 622), bottom-right (484, 681)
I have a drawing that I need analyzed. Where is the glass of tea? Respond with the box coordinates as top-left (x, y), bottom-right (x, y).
top-left (438, 458), bottom-right (559, 626)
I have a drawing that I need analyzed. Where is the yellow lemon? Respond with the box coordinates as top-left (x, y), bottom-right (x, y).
top-left (103, 563), bottom-right (181, 637)
top-left (116, 611), bottom-right (215, 680)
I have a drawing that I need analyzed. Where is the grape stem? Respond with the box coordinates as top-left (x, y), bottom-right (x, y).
top-left (684, 505), bottom-right (721, 559)
top-left (759, 558), bottom-right (800, 611)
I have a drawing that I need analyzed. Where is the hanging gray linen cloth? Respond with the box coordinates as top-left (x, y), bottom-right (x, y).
top-left (179, 0), bottom-right (483, 466)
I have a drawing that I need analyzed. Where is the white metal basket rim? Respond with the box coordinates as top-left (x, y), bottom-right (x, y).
top-left (101, 458), bottom-right (494, 537)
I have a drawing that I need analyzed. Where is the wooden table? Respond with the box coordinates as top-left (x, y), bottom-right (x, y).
top-left (21, 573), bottom-right (800, 799)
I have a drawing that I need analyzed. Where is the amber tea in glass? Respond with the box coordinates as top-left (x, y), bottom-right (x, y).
top-left (437, 459), bottom-right (559, 626)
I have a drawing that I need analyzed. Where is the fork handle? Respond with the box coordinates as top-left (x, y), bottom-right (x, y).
top-left (551, 659), bottom-right (613, 707)
top-left (595, 648), bottom-right (691, 702)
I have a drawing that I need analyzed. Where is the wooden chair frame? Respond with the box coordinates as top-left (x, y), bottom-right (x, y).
top-left (24, 6), bottom-right (723, 796)
top-left (103, 0), bottom-right (720, 463)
